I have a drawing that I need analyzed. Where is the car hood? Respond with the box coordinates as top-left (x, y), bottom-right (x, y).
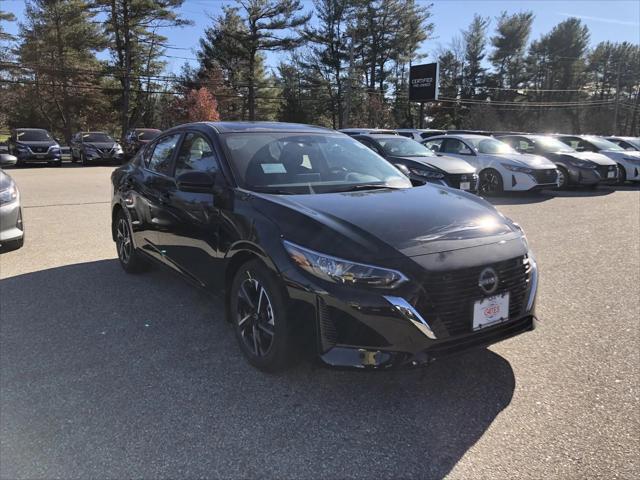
top-left (570, 151), bottom-right (617, 165)
top-left (487, 153), bottom-right (556, 169)
top-left (16, 140), bottom-right (57, 149)
top-left (599, 149), bottom-right (640, 161)
top-left (250, 184), bottom-right (521, 262)
top-left (387, 154), bottom-right (475, 174)
top-left (85, 142), bottom-right (117, 149)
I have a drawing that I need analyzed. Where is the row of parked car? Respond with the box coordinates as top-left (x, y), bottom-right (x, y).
top-left (3, 127), bottom-right (162, 167)
top-left (339, 128), bottom-right (640, 194)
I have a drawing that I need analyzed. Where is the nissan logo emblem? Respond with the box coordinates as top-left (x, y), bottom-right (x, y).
top-left (478, 267), bottom-right (499, 294)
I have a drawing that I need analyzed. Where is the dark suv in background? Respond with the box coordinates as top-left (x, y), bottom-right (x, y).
top-left (354, 134), bottom-right (478, 191)
top-left (124, 128), bottom-right (161, 159)
top-left (8, 128), bottom-right (62, 167)
top-left (496, 134), bottom-right (615, 189)
top-left (70, 131), bottom-right (125, 165)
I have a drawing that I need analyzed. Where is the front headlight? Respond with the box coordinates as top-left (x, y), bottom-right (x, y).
top-left (0, 181), bottom-right (18, 205)
top-left (408, 167), bottom-right (444, 179)
top-left (501, 163), bottom-right (533, 174)
top-left (284, 241), bottom-right (408, 288)
top-left (567, 158), bottom-right (597, 168)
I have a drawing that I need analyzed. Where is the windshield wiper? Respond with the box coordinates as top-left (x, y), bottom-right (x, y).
top-left (333, 184), bottom-right (399, 193)
top-left (250, 188), bottom-right (295, 195)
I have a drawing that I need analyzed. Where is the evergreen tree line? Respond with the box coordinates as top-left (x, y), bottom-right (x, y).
top-left (1, 0), bottom-right (638, 143)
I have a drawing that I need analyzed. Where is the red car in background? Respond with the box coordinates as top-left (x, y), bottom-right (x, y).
top-left (123, 128), bottom-right (161, 159)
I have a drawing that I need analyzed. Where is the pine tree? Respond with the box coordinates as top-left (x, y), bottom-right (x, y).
top-left (94, 0), bottom-right (190, 139)
top-left (17, 0), bottom-right (105, 141)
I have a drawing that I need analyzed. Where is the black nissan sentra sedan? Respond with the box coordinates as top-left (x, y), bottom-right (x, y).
top-left (111, 122), bottom-right (538, 371)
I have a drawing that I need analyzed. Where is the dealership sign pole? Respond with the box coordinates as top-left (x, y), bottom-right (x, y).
top-left (409, 62), bottom-right (439, 128)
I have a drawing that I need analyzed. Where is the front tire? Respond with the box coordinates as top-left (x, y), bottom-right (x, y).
top-left (479, 169), bottom-right (504, 196)
top-left (114, 210), bottom-right (148, 273)
top-left (617, 164), bottom-right (627, 184)
top-left (230, 259), bottom-right (294, 372)
top-left (557, 166), bottom-right (569, 189)
top-left (0, 236), bottom-right (24, 253)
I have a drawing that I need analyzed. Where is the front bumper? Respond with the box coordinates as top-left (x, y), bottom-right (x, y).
top-left (85, 149), bottom-right (124, 162)
top-left (16, 151), bottom-right (61, 163)
top-left (505, 169), bottom-right (558, 191)
top-left (283, 245), bottom-right (538, 369)
top-left (0, 200), bottom-right (24, 243)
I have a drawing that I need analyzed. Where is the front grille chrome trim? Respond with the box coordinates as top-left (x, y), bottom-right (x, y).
top-left (526, 256), bottom-right (538, 312)
top-left (384, 296), bottom-right (437, 340)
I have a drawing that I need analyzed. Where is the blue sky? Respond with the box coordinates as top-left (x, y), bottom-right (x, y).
top-left (3, 0), bottom-right (639, 74)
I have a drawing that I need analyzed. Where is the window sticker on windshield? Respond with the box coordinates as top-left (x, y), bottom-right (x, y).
top-left (261, 163), bottom-right (287, 174)
top-left (17, 132), bottom-right (24, 138)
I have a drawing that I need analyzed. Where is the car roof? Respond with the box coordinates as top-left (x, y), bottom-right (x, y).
top-left (339, 128), bottom-right (398, 134)
top-left (395, 128), bottom-right (443, 132)
top-left (355, 134), bottom-right (408, 140)
top-left (15, 128), bottom-right (49, 132)
top-left (198, 121), bottom-right (334, 134)
top-left (426, 134), bottom-right (491, 140)
top-left (133, 128), bottom-right (161, 131)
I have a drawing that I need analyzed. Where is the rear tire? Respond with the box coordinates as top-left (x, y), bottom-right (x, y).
top-left (479, 168), bottom-right (504, 196)
top-left (230, 259), bottom-right (294, 372)
top-left (114, 210), bottom-right (149, 273)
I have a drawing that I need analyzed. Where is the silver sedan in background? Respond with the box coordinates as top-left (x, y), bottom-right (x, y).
top-left (0, 154), bottom-right (24, 252)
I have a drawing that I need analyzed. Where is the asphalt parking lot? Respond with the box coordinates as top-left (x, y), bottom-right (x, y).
top-left (1, 164), bottom-right (639, 479)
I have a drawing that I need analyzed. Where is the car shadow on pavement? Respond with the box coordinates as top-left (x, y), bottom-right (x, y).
top-left (487, 187), bottom-right (617, 205)
top-left (1, 259), bottom-right (515, 480)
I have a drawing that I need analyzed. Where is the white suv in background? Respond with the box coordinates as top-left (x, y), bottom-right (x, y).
top-left (423, 134), bottom-right (559, 195)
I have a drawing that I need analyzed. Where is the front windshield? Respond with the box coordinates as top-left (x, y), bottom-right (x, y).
top-left (83, 133), bottom-right (114, 143)
top-left (377, 137), bottom-right (435, 157)
top-left (17, 130), bottom-right (52, 142)
top-left (532, 136), bottom-right (575, 153)
top-left (468, 137), bottom-right (517, 154)
top-left (221, 133), bottom-right (412, 194)
top-left (585, 136), bottom-right (624, 151)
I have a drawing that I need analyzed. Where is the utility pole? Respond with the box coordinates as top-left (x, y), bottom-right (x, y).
top-left (613, 61), bottom-right (622, 134)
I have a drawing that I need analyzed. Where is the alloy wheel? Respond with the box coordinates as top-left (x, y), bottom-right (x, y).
top-left (480, 170), bottom-right (502, 194)
top-left (557, 168), bottom-right (567, 188)
top-left (116, 217), bottom-right (132, 264)
top-left (236, 273), bottom-right (275, 357)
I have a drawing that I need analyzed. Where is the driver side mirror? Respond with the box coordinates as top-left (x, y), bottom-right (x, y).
top-left (176, 170), bottom-right (216, 193)
top-left (0, 153), bottom-right (17, 167)
top-left (394, 163), bottom-right (411, 176)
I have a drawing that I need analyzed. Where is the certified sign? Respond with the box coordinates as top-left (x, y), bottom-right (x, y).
top-left (409, 63), bottom-right (439, 102)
